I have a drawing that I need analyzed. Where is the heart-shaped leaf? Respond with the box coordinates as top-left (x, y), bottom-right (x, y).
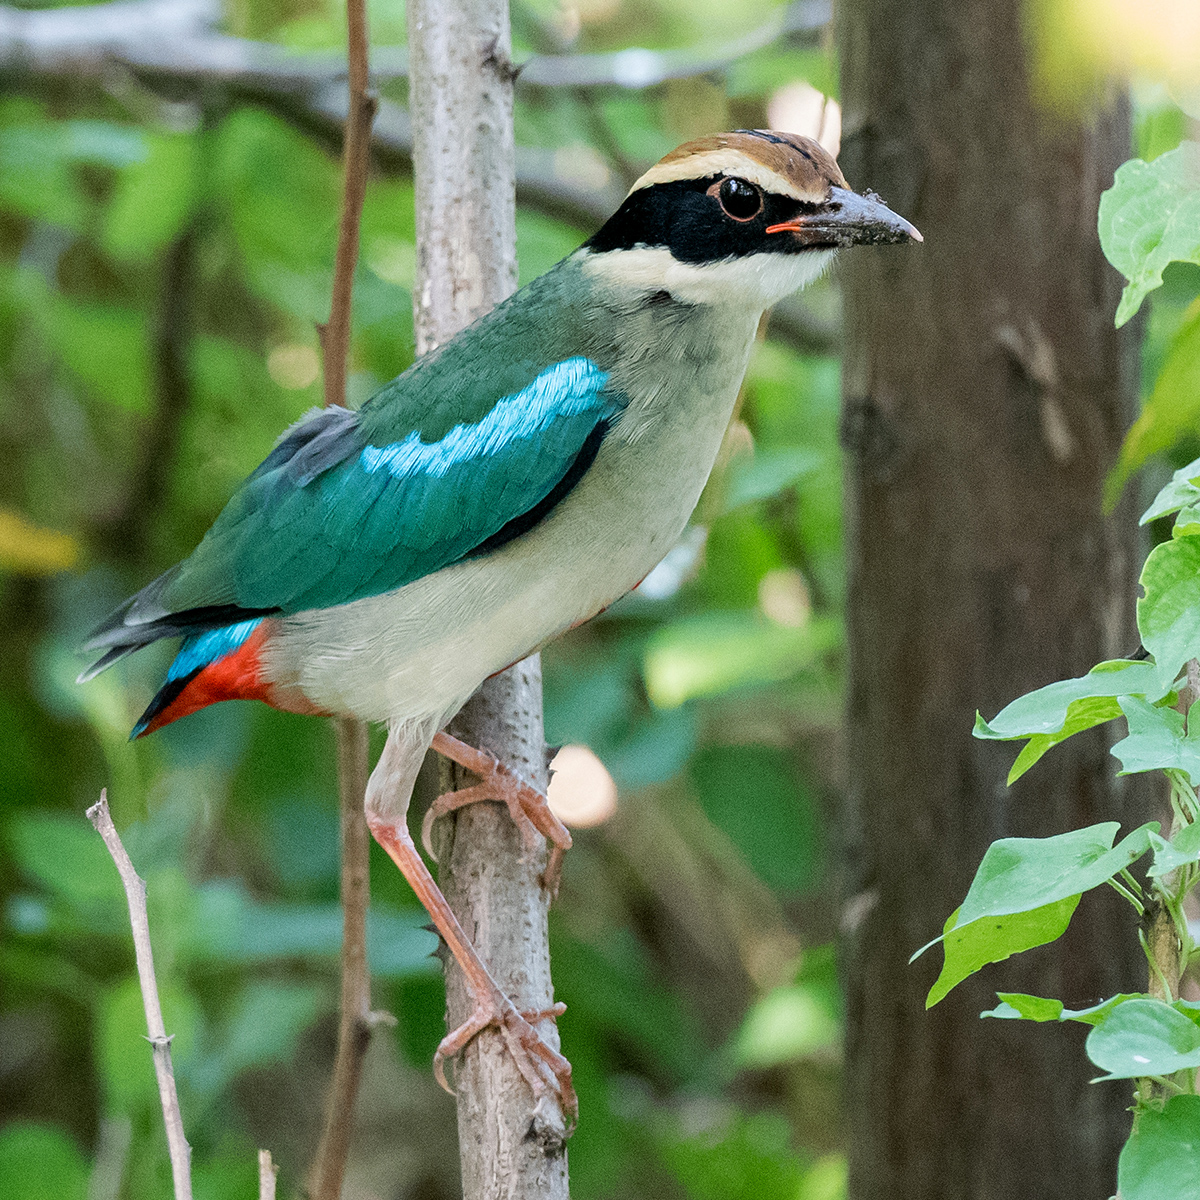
top-left (1086, 998), bottom-right (1200, 1080)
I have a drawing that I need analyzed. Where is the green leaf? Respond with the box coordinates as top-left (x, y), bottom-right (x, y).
top-left (643, 611), bottom-right (840, 708)
top-left (916, 821), bottom-right (1157, 1001)
top-left (733, 983), bottom-right (840, 1068)
top-left (1109, 311), bottom-right (1200, 506)
top-left (51, 299), bottom-right (151, 413)
top-left (8, 812), bottom-right (124, 917)
top-left (997, 697), bottom-right (1123, 784)
top-left (974, 660), bottom-right (1167, 782)
top-left (1086, 997), bottom-right (1200, 1080)
top-left (0, 1124), bottom-right (87, 1200)
top-left (956, 821), bottom-right (1156, 927)
top-left (656, 1107), bottom-right (809, 1200)
top-left (1139, 536), bottom-right (1200, 688)
top-left (187, 881), bottom-right (437, 978)
top-left (1112, 697), bottom-right (1200, 781)
top-left (1176, 504), bottom-right (1200, 538)
top-left (924, 897), bottom-right (1079, 1008)
top-left (981, 992), bottom-right (1140, 1025)
top-left (104, 132), bottom-right (200, 263)
top-left (1118, 1094), bottom-right (1200, 1200)
top-left (198, 981), bottom-right (323, 1096)
top-left (1148, 818), bottom-right (1200, 877)
top-left (0, 116), bottom-right (145, 230)
top-left (1098, 142), bottom-right (1200, 327)
top-left (723, 446), bottom-right (823, 512)
top-left (690, 745), bottom-right (820, 891)
top-left (1143, 456), bottom-right (1200, 525)
top-left (980, 992), bottom-right (1065, 1021)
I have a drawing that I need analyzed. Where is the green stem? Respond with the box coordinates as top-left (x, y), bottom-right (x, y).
top-left (1119, 868), bottom-right (1146, 900)
top-left (1140, 926), bottom-right (1175, 1002)
top-left (1108, 875), bottom-right (1145, 915)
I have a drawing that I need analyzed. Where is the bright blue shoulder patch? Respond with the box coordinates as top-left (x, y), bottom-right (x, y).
top-left (360, 357), bottom-right (609, 481)
top-left (171, 354), bottom-right (622, 615)
top-left (167, 618), bottom-right (264, 682)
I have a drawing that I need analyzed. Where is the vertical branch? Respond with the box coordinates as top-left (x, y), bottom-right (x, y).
top-left (317, 0), bottom-right (377, 410)
top-left (407, 0), bottom-right (571, 1195)
top-left (87, 791), bottom-right (193, 1200)
top-left (309, 0), bottom-right (377, 1193)
top-left (258, 1149), bottom-right (278, 1200)
top-left (310, 719), bottom-right (379, 1200)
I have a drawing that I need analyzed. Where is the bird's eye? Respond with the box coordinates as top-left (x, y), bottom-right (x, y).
top-left (717, 177), bottom-right (762, 222)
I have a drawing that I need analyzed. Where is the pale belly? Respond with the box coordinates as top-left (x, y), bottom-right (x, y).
top-left (261, 307), bottom-right (759, 725)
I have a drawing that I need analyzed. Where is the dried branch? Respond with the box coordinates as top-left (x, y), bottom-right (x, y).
top-left (308, 0), bottom-right (377, 1188)
top-left (308, 719), bottom-right (379, 1200)
top-left (0, 0), bottom-right (827, 92)
top-left (86, 791), bottom-right (193, 1200)
top-left (258, 1149), bottom-right (278, 1200)
top-left (315, 0), bottom-right (376, 410)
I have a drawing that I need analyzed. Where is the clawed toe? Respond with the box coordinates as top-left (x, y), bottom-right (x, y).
top-left (426, 732), bottom-right (573, 895)
top-left (433, 990), bottom-right (576, 1123)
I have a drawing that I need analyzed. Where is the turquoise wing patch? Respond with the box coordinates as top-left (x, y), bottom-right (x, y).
top-left (169, 357), bottom-right (621, 614)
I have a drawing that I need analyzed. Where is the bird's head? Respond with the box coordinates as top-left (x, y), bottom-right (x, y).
top-left (582, 129), bottom-right (921, 308)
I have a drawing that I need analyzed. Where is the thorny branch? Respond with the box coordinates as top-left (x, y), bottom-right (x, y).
top-left (87, 790), bottom-right (193, 1200)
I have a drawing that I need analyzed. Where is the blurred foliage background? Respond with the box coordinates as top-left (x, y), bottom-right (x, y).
top-left (0, 0), bottom-right (1198, 1197)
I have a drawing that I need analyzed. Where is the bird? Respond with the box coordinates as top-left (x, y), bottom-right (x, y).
top-left (79, 129), bottom-right (920, 1118)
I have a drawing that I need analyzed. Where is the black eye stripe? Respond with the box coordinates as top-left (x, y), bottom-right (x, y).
top-left (585, 178), bottom-right (829, 262)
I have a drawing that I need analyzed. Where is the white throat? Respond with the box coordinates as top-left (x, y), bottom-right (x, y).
top-left (580, 245), bottom-right (835, 309)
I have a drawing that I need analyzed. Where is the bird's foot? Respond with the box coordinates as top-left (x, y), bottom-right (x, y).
top-left (367, 810), bottom-right (576, 1126)
top-left (426, 730), bottom-right (572, 895)
top-left (434, 988), bottom-right (575, 1124)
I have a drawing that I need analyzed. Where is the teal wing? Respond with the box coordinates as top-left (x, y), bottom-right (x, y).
top-left (172, 354), bottom-right (622, 613)
top-left (82, 350), bottom-right (623, 673)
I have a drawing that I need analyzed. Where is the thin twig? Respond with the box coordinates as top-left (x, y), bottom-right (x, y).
top-left (309, 719), bottom-right (378, 1200)
top-left (258, 1149), bottom-right (278, 1200)
top-left (307, 0), bottom-right (376, 1187)
top-left (316, 0), bottom-right (377, 410)
top-left (86, 791), bottom-right (193, 1200)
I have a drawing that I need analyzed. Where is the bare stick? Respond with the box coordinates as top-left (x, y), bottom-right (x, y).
top-left (316, 0), bottom-right (377, 410)
top-left (309, 718), bottom-right (377, 1200)
top-left (308, 0), bottom-right (377, 1186)
top-left (0, 0), bottom-right (827, 92)
top-left (86, 791), bottom-right (193, 1200)
top-left (408, 0), bottom-right (571, 1193)
top-left (258, 1149), bottom-right (278, 1200)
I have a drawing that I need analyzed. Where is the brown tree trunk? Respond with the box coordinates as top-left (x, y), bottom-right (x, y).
top-left (837, 3), bottom-right (1150, 1197)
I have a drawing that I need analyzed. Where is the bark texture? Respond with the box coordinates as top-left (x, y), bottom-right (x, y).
top-left (837, 2), bottom-right (1150, 1197)
top-left (407, 0), bottom-right (570, 1193)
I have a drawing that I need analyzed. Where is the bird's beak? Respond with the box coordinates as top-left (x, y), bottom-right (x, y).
top-left (766, 187), bottom-right (923, 248)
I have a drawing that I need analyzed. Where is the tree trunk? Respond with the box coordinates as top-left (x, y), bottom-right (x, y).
top-left (407, 0), bottom-right (571, 1195)
top-left (837, 3), bottom-right (1149, 1197)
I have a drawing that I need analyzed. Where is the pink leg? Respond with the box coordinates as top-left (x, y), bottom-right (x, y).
top-left (367, 814), bottom-right (577, 1122)
top-left (424, 730), bottom-right (573, 895)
